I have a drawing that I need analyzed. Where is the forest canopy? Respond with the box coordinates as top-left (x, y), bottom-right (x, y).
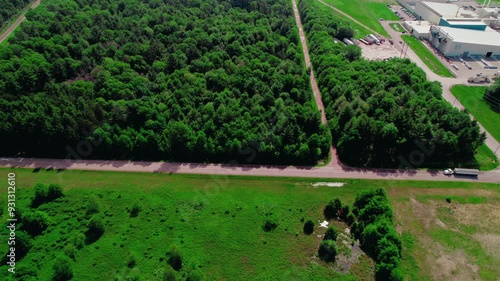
top-left (299, 0), bottom-right (485, 168)
top-left (0, 0), bottom-right (331, 165)
top-left (0, 0), bottom-right (31, 29)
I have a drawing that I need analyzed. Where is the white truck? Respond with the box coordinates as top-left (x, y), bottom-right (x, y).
top-left (444, 168), bottom-right (479, 177)
top-left (467, 73), bottom-right (490, 83)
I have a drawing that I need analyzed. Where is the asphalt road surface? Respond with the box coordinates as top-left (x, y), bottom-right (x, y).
top-left (1, 158), bottom-right (499, 183)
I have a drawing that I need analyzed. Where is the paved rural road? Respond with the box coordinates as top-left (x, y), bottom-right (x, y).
top-left (1, 157), bottom-right (499, 183)
top-left (0, 0), bottom-right (41, 44)
top-left (0, 1), bottom-right (498, 184)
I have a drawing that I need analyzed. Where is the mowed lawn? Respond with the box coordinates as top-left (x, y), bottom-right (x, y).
top-left (321, 0), bottom-right (398, 37)
top-left (451, 85), bottom-right (500, 143)
top-left (389, 23), bottom-right (405, 32)
top-left (1, 169), bottom-right (499, 280)
top-left (401, 35), bottom-right (454, 77)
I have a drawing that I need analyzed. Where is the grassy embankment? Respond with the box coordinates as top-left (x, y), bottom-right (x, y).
top-left (401, 35), bottom-right (454, 77)
top-left (321, 0), bottom-right (399, 38)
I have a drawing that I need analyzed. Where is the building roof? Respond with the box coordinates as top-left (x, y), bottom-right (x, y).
top-left (406, 21), bottom-right (433, 34)
top-left (443, 21), bottom-right (487, 26)
top-left (421, 1), bottom-right (460, 17)
top-left (438, 26), bottom-right (500, 46)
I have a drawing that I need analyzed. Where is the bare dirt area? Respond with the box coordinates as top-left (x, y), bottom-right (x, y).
top-left (389, 187), bottom-right (500, 280)
top-left (359, 42), bottom-right (401, 61)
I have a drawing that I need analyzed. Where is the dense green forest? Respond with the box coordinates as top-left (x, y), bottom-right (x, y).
top-left (299, 0), bottom-right (485, 168)
top-left (0, 0), bottom-right (331, 165)
top-left (0, 0), bottom-right (31, 28)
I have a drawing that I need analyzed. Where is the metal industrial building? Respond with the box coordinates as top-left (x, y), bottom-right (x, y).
top-left (406, 1), bottom-right (500, 57)
top-left (429, 25), bottom-right (500, 57)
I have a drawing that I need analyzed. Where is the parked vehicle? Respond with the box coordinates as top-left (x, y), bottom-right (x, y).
top-left (443, 168), bottom-right (479, 177)
top-left (467, 74), bottom-right (490, 83)
top-left (443, 169), bottom-right (453, 175)
top-left (453, 168), bottom-right (479, 177)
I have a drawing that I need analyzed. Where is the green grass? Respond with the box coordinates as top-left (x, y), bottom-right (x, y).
top-left (321, 0), bottom-right (398, 37)
top-left (415, 195), bottom-right (491, 204)
top-left (474, 144), bottom-right (499, 171)
top-left (1, 169), bottom-right (498, 280)
top-left (317, 2), bottom-right (373, 38)
top-left (389, 23), bottom-right (405, 32)
top-left (451, 85), bottom-right (500, 143)
top-left (0, 169), bottom-right (385, 281)
top-left (401, 35), bottom-right (454, 77)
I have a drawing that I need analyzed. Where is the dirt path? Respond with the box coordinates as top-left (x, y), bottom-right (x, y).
top-left (292, 0), bottom-right (344, 167)
top-left (0, 0), bottom-right (41, 44)
top-left (316, 0), bottom-right (382, 37)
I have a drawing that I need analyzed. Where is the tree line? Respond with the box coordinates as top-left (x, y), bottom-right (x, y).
top-left (0, 0), bottom-right (331, 165)
top-left (0, 0), bottom-right (31, 28)
top-left (299, 0), bottom-right (485, 168)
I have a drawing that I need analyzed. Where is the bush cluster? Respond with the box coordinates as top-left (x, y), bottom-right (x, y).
top-left (351, 189), bottom-right (403, 281)
top-left (31, 183), bottom-right (64, 207)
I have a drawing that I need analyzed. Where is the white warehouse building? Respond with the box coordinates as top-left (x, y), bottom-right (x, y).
top-left (429, 26), bottom-right (500, 57)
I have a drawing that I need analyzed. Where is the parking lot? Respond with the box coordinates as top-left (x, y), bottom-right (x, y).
top-left (388, 5), bottom-right (418, 21)
top-left (358, 40), bottom-right (401, 61)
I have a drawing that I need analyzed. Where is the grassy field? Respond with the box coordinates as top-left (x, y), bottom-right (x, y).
top-left (390, 186), bottom-right (500, 281)
top-left (0, 169), bottom-right (500, 280)
top-left (321, 0), bottom-right (398, 38)
top-left (389, 23), bottom-right (405, 32)
top-left (1, 169), bottom-right (499, 280)
top-left (451, 85), bottom-right (500, 143)
top-left (316, 1), bottom-right (373, 39)
top-left (401, 35), bottom-right (454, 77)
top-left (0, 169), bottom-right (379, 281)
top-left (474, 144), bottom-right (499, 171)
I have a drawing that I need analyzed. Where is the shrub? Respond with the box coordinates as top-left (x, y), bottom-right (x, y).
top-left (323, 198), bottom-right (342, 220)
top-left (31, 183), bottom-right (48, 207)
top-left (318, 240), bottom-right (338, 262)
top-left (346, 212), bottom-right (356, 226)
top-left (127, 253), bottom-right (137, 268)
top-left (303, 220), bottom-right (314, 235)
top-left (166, 247), bottom-right (183, 271)
top-left (15, 262), bottom-right (38, 279)
top-left (324, 227), bottom-right (338, 241)
top-left (127, 267), bottom-right (141, 281)
top-left (53, 255), bottom-right (73, 281)
top-left (85, 217), bottom-right (105, 244)
top-left (64, 243), bottom-right (77, 260)
top-left (262, 220), bottom-right (278, 232)
top-left (15, 231), bottom-right (32, 258)
top-left (86, 196), bottom-right (100, 216)
top-left (47, 184), bottom-right (64, 201)
top-left (445, 197), bottom-right (451, 203)
top-left (339, 204), bottom-right (349, 221)
top-left (130, 203), bottom-right (142, 217)
top-left (164, 265), bottom-right (177, 281)
top-left (22, 211), bottom-right (50, 236)
top-left (187, 269), bottom-right (206, 281)
top-left (71, 233), bottom-right (86, 249)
